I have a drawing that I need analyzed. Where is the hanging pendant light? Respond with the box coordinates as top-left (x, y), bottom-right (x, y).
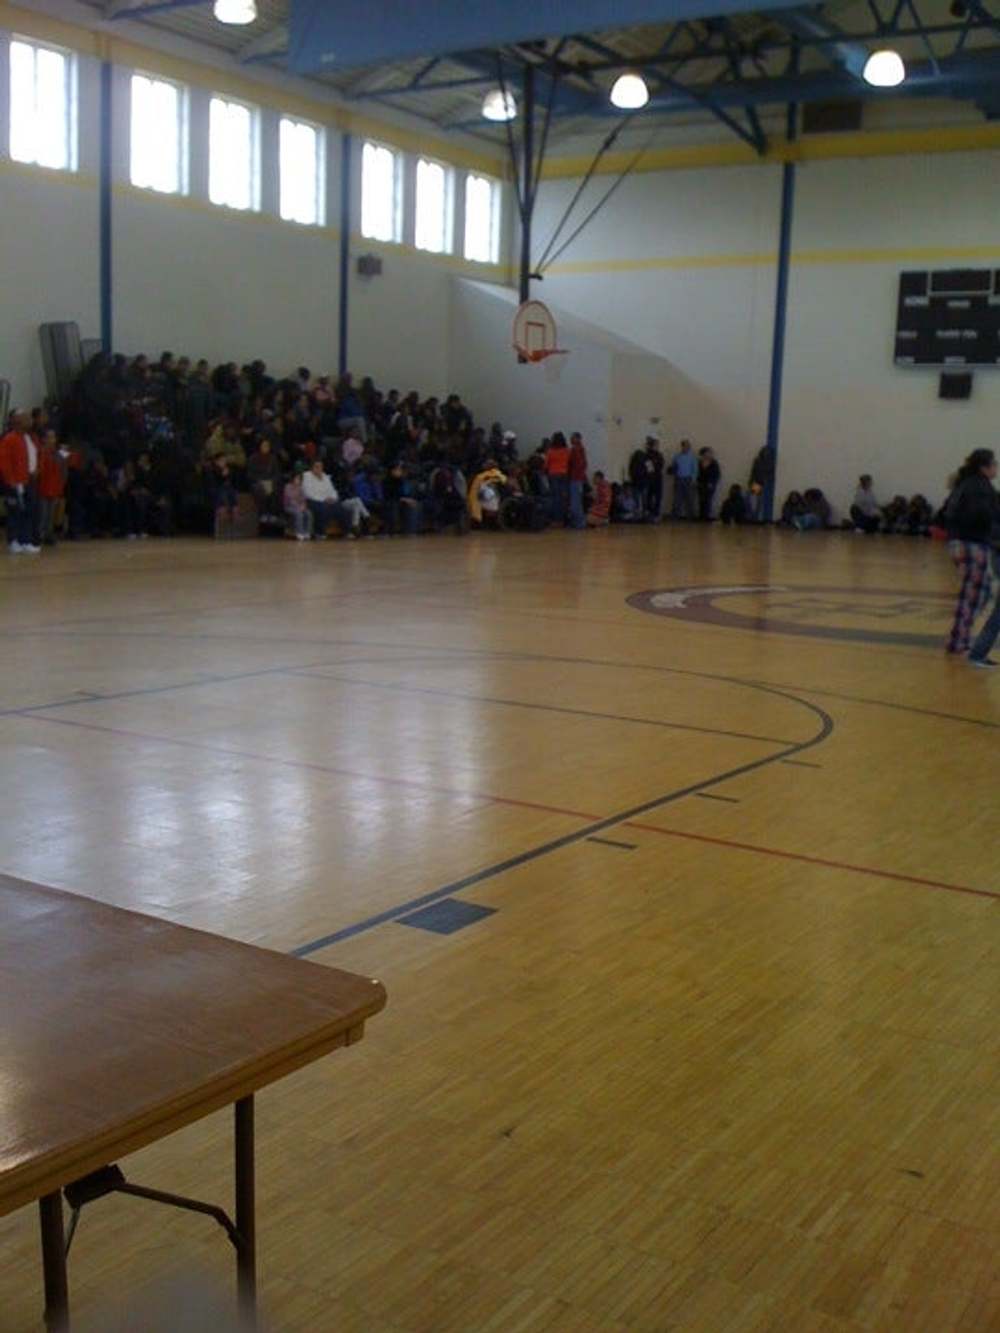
top-left (482, 88), bottom-right (517, 122)
top-left (214, 0), bottom-right (257, 25)
top-left (610, 72), bottom-right (649, 110)
top-left (863, 49), bottom-right (905, 87)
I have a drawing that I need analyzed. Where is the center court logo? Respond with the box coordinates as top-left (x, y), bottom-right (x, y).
top-left (627, 584), bottom-right (954, 648)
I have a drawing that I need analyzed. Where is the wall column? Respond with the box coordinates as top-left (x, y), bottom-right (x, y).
top-left (763, 103), bottom-right (797, 520)
top-left (99, 59), bottom-right (113, 352)
top-left (337, 132), bottom-right (352, 376)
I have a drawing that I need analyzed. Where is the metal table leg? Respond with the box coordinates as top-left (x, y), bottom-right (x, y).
top-left (39, 1192), bottom-right (70, 1332)
top-left (235, 1095), bottom-right (257, 1326)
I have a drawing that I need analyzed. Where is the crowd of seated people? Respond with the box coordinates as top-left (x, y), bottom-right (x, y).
top-left (848, 474), bottom-right (934, 535)
top-left (2, 351), bottom-right (659, 550)
top-left (768, 474), bottom-right (936, 536)
top-left (1, 359), bottom-right (945, 552)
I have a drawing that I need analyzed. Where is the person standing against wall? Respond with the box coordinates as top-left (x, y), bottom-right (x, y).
top-left (644, 437), bottom-right (665, 523)
top-left (697, 447), bottom-right (721, 521)
top-left (748, 445), bottom-right (776, 522)
top-left (568, 433), bottom-right (588, 530)
top-left (0, 410), bottom-right (41, 554)
top-left (670, 439), bottom-right (698, 520)
top-left (546, 433), bottom-right (571, 526)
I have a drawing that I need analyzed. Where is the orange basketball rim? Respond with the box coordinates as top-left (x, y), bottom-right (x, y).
top-left (512, 299), bottom-right (569, 363)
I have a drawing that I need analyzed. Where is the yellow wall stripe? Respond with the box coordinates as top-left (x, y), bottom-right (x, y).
top-left (548, 244), bottom-right (1000, 276)
top-left (542, 123), bottom-right (1000, 179)
top-left (110, 181), bottom-right (508, 278)
top-left (0, 1), bottom-right (504, 176)
top-left (0, 156), bottom-right (97, 188)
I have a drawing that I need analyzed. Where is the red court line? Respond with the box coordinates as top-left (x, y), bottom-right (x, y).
top-left (624, 822), bottom-right (1000, 902)
top-left (20, 713), bottom-right (601, 823)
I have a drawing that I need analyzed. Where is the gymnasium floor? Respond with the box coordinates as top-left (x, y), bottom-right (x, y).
top-left (0, 525), bottom-right (997, 1332)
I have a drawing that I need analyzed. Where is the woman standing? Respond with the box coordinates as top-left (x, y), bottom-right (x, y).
top-left (944, 448), bottom-right (998, 657)
top-left (545, 433), bottom-right (571, 526)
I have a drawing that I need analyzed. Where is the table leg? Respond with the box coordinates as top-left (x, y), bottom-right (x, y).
top-left (39, 1193), bottom-right (70, 1332)
top-left (235, 1095), bottom-right (257, 1325)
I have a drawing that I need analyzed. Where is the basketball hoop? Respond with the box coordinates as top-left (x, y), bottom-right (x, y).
top-left (512, 299), bottom-right (568, 365)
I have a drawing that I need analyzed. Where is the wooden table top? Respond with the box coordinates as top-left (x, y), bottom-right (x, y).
top-left (0, 876), bottom-right (386, 1218)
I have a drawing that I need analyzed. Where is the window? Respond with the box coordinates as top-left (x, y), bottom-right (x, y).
top-left (130, 74), bottom-right (186, 195)
top-left (464, 173), bottom-right (500, 264)
top-left (9, 38), bottom-right (76, 171)
top-left (414, 157), bottom-right (452, 254)
top-left (280, 116), bottom-right (324, 226)
top-left (209, 95), bottom-right (258, 211)
top-left (360, 140), bottom-right (401, 243)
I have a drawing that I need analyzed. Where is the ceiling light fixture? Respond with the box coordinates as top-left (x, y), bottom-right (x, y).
top-left (610, 72), bottom-right (649, 111)
top-left (862, 49), bottom-right (905, 87)
top-left (482, 88), bottom-right (517, 122)
top-left (214, 0), bottom-right (257, 25)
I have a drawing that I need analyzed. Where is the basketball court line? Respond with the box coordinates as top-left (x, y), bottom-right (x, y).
top-left (290, 685), bottom-right (834, 956)
top-left (744, 677), bottom-right (1000, 731)
top-left (623, 823), bottom-right (1000, 903)
top-left (7, 632), bottom-right (993, 954)
top-left (0, 574), bottom-right (480, 633)
top-left (9, 625), bottom-right (997, 736)
top-left (9, 712), bottom-right (602, 823)
top-left (457, 646), bottom-right (1000, 735)
top-left (0, 657), bottom-right (366, 720)
top-left (0, 649), bottom-right (490, 721)
top-left (280, 668), bottom-right (800, 747)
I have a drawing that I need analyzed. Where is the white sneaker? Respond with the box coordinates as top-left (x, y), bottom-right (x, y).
top-left (8, 542), bottom-right (23, 554)
top-left (295, 532), bottom-right (307, 542)
top-left (22, 543), bottom-right (41, 554)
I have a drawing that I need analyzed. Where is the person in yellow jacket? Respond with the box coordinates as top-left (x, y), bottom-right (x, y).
top-left (468, 462), bottom-right (506, 525)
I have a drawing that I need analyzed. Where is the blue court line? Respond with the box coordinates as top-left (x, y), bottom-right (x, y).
top-left (586, 836), bottom-right (637, 851)
top-left (696, 792), bottom-right (740, 803)
top-left (0, 653), bottom-right (437, 722)
top-left (13, 623), bottom-right (999, 737)
top-left (290, 681), bottom-right (834, 958)
top-left (282, 668), bottom-right (800, 747)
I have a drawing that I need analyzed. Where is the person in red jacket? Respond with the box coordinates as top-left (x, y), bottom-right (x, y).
top-left (0, 409), bottom-right (41, 553)
top-left (545, 432), bottom-right (570, 526)
top-left (37, 428), bottom-right (68, 545)
top-left (568, 432), bottom-right (589, 530)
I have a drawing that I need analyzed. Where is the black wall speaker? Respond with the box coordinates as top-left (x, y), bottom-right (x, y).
top-left (939, 372), bottom-right (973, 400)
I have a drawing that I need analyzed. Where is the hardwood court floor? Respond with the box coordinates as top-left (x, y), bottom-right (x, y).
top-left (0, 526), bottom-right (997, 1332)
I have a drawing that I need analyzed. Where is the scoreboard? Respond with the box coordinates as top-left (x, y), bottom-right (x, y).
top-left (894, 268), bottom-right (1000, 367)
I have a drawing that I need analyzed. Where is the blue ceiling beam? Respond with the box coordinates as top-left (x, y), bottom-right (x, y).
top-left (350, 74), bottom-right (499, 100)
top-left (450, 49), bottom-right (603, 118)
top-left (287, 0), bottom-right (812, 73)
top-left (774, 9), bottom-right (870, 80)
top-left (585, 47), bottom-right (1000, 115)
top-left (108, 0), bottom-right (205, 19)
top-left (450, 45), bottom-right (1000, 128)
